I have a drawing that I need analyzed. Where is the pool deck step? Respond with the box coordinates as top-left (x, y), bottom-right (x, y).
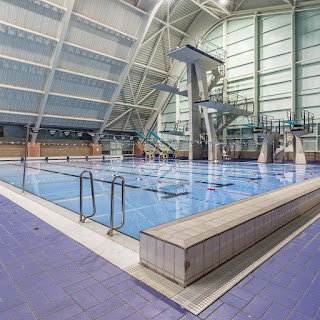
top-left (140, 176), bottom-right (320, 287)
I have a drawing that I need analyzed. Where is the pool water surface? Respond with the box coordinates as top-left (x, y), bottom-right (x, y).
top-left (0, 158), bottom-right (318, 239)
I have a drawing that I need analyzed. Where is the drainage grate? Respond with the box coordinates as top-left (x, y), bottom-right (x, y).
top-left (171, 208), bottom-right (320, 315)
top-left (124, 264), bottom-right (184, 298)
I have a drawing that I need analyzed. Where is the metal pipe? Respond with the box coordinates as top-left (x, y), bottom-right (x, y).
top-left (22, 124), bottom-right (30, 193)
top-left (79, 170), bottom-right (96, 222)
top-left (108, 176), bottom-right (125, 236)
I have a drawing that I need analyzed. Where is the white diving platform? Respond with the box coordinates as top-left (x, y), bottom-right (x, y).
top-left (159, 130), bottom-right (190, 136)
top-left (195, 99), bottom-right (253, 116)
top-left (166, 44), bottom-right (224, 70)
top-left (150, 83), bottom-right (188, 97)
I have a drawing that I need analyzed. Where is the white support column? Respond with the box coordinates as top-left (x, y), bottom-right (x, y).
top-left (253, 12), bottom-right (260, 147)
top-left (194, 61), bottom-right (220, 161)
top-left (187, 63), bottom-right (202, 160)
top-left (291, 8), bottom-right (297, 116)
top-left (222, 20), bottom-right (228, 144)
top-left (31, 0), bottom-right (75, 142)
top-left (175, 93), bottom-right (180, 151)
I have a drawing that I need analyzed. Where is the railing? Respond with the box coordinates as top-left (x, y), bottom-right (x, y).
top-left (301, 109), bottom-right (314, 133)
top-left (162, 121), bottom-right (188, 133)
top-left (22, 124), bottom-right (30, 193)
top-left (195, 36), bottom-right (226, 62)
top-left (107, 176), bottom-right (125, 237)
top-left (200, 90), bottom-right (254, 114)
top-left (79, 170), bottom-right (96, 223)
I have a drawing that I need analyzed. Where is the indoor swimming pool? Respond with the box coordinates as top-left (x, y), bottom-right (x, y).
top-left (0, 158), bottom-right (319, 240)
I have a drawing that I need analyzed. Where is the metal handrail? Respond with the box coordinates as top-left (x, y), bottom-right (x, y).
top-left (79, 170), bottom-right (96, 223)
top-left (107, 176), bottom-right (125, 237)
top-left (22, 124), bottom-right (30, 193)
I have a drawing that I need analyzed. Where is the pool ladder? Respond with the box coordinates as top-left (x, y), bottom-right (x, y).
top-left (79, 171), bottom-right (125, 237)
top-left (107, 176), bottom-right (125, 237)
top-left (79, 170), bottom-right (96, 223)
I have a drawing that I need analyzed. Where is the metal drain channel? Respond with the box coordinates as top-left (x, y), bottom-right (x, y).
top-left (125, 206), bottom-right (320, 315)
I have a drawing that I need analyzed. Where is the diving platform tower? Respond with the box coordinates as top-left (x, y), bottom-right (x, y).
top-left (152, 41), bottom-right (253, 161)
top-left (284, 110), bottom-right (314, 165)
top-left (244, 115), bottom-right (284, 163)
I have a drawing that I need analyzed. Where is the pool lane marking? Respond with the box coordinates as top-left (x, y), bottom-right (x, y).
top-left (12, 163), bottom-right (190, 200)
top-left (11, 162), bottom-right (274, 196)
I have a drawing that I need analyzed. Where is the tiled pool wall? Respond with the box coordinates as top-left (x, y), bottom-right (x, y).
top-left (140, 177), bottom-right (320, 287)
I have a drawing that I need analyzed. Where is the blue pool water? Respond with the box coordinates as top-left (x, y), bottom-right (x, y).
top-left (0, 158), bottom-right (319, 239)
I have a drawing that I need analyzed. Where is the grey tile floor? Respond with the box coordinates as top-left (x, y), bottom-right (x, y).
top-left (0, 195), bottom-right (319, 320)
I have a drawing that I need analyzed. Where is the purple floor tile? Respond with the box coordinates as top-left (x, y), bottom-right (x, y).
top-left (288, 275), bottom-right (314, 294)
top-left (233, 311), bottom-right (257, 320)
top-left (252, 269), bottom-right (274, 282)
top-left (198, 300), bottom-right (223, 319)
top-left (119, 289), bottom-right (149, 310)
top-left (139, 298), bottom-right (172, 319)
top-left (98, 304), bottom-right (135, 320)
top-left (229, 286), bottom-right (255, 302)
top-left (180, 313), bottom-right (199, 320)
top-left (125, 312), bottom-right (149, 320)
top-left (71, 289), bottom-right (100, 310)
top-left (46, 267), bottom-right (71, 282)
top-left (287, 311), bottom-right (313, 320)
top-left (242, 296), bottom-right (273, 319)
top-left (101, 272), bottom-right (131, 288)
top-left (86, 296), bottom-right (124, 319)
top-left (22, 261), bottom-right (44, 275)
top-left (23, 288), bottom-right (51, 309)
top-left (43, 303), bottom-right (83, 320)
top-left (0, 303), bottom-right (30, 320)
top-left (294, 294), bottom-right (320, 318)
top-left (262, 303), bottom-right (291, 319)
top-left (34, 296), bottom-right (74, 319)
top-left (259, 282), bottom-right (302, 308)
top-left (41, 283), bottom-right (67, 302)
top-left (206, 303), bottom-right (239, 320)
top-left (272, 271), bottom-right (295, 288)
top-left (108, 279), bottom-right (136, 295)
top-left (132, 283), bottom-right (162, 302)
top-left (0, 295), bottom-right (25, 312)
top-left (242, 277), bottom-right (269, 294)
top-left (15, 311), bottom-right (37, 320)
top-left (64, 277), bottom-right (98, 295)
top-left (220, 293), bottom-right (248, 310)
top-left (152, 305), bottom-right (187, 320)
top-left (0, 283), bottom-right (20, 301)
top-left (86, 283), bottom-right (114, 303)
top-left (69, 312), bottom-right (93, 320)
top-left (88, 269), bottom-right (112, 282)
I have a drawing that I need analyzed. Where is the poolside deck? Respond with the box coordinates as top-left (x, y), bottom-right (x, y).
top-left (0, 192), bottom-right (319, 319)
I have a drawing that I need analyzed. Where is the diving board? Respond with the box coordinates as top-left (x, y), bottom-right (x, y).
top-left (134, 130), bottom-right (161, 151)
top-left (147, 129), bottom-right (175, 152)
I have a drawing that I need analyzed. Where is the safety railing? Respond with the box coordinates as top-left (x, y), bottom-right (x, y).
top-left (22, 124), bottom-right (30, 193)
top-left (200, 90), bottom-right (254, 114)
top-left (195, 36), bottom-right (226, 62)
top-left (79, 170), bottom-right (96, 223)
top-left (107, 176), bottom-right (125, 237)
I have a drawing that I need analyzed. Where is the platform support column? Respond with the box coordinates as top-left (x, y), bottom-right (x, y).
top-left (187, 63), bottom-right (202, 160)
top-left (194, 62), bottom-right (221, 161)
top-left (293, 134), bottom-right (306, 165)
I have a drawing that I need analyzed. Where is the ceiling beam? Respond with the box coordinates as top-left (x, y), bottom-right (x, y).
top-left (134, 29), bottom-right (165, 102)
top-left (122, 109), bottom-right (133, 131)
top-left (105, 108), bottom-right (133, 128)
top-left (154, 17), bottom-right (190, 37)
top-left (116, 101), bottom-right (157, 111)
top-left (31, 0), bottom-right (76, 142)
top-left (188, 0), bottom-right (220, 19)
